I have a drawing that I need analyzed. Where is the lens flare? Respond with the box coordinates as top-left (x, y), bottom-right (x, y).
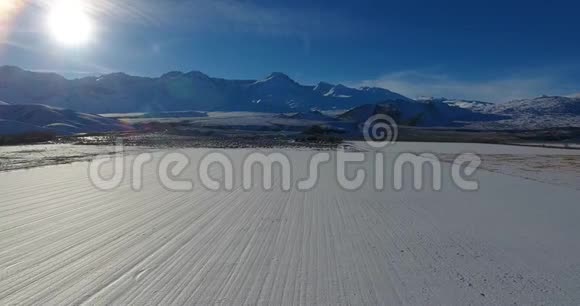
top-left (0, 1), bottom-right (28, 50)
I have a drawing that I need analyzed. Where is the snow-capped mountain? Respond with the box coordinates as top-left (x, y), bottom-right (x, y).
top-left (416, 95), bottom-right (580, 129)
top-left (487, 95), bottom-right (580, 116)
top-left (0, 66), bottom-right (410, 113)
top-left (0, 103), bottom-right (130, 136)
top-left (338, 99), bottom-right (503, 127)
top-left (2, 66), bottom-right (579, 130)
top-left (463, 95), bottom-right (580, 129)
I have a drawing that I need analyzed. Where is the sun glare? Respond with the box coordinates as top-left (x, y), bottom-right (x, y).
top-left (47, 0), bottom-right (94, 46)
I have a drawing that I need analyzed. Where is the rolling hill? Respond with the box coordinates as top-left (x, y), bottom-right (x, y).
top-left (0, 103), bottom-right (130, 136)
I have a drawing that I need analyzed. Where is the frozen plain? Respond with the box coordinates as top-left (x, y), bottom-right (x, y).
top-left (0, 142), bottom-right (579, 305)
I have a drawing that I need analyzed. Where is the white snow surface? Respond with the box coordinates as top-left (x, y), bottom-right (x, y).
top-left (443, 99), bottom-right (493, 112)
top-left (1, 143), bottom-right (580, 304)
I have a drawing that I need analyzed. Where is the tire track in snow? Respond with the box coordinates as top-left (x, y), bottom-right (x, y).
top-left (0, 147), bottom-right (579, 305)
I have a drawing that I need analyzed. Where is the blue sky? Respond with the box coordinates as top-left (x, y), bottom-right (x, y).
top-left (1, 0), bottom-right (580, 101)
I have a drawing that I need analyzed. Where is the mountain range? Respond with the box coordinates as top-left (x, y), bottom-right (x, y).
top-left (0, 65), bottom-right (579, 131)
top-left (0, 66), bottom-right (409, 113)
top-left (411, 96), bottom-right (580, 129)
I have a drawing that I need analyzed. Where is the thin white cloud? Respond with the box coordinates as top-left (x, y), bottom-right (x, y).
top-left (352, 69), bottom-right (580, 102)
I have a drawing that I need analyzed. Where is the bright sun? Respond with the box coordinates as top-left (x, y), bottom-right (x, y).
top-left (47, 0), bottom-right (94, 46)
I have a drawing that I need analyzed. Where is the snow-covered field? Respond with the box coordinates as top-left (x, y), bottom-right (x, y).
top-left (1, 143), bottom-right (579, 305)
top-left (0, 144), bottom-right (150, 172)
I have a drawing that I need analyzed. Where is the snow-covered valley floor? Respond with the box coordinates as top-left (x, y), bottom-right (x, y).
top-left (1, 143), bottom-right (579, 305)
